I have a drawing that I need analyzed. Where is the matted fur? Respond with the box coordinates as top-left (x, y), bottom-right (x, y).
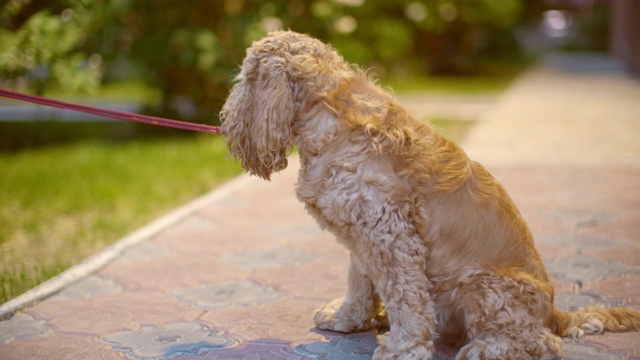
top-left (221, 30), bottom-right (640, 360)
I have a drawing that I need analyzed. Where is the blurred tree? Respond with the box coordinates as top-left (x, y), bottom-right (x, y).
top-left (272, 0), bottom-right (525, 75)
top-left (105, 1), bottom-right (271, 122)
top-left (0, 0), bottom-right (127, 95)
top-left (1, 0), bottom-right (532, 122)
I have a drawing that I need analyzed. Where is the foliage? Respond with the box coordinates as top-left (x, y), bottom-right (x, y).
top-left (1, 0), bottom-right (531, 120)
top-left (565, 3), bottom-right (610, 52)
top-left (0, 0), bottom-right (127, 94)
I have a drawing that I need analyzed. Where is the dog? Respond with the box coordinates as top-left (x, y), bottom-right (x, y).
top-left (220, 30), bottom-right (640, 359)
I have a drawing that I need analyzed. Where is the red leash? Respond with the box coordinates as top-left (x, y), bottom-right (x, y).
top-left (0, 88), bottom-right (223, 135)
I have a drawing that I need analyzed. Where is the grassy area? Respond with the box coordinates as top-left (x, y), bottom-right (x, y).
top-left (429, 118), bottom-right (476, 143)
top-left (386, 58), bottom-right (533, 94)
top-left (388, 75), bottom-right (513, 94)
top-left (0, 124), bottom-right (243, 303)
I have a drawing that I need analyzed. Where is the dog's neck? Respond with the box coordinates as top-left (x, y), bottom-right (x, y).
top-left (294, 77), bottom-right (365, 161)
top-left (294, 105), bottom-right (341, 159)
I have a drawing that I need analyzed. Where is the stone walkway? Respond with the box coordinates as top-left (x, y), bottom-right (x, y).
top-left (1, 53), bottom-right (639, 359)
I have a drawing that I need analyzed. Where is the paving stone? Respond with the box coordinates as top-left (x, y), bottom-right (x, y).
top-left (103, 322), bottom-right (238, 360)
top-left (29, 292), bottom-right (202, 335)
top-left (0, 333), bottom-right (125, 359)
top-left (580, 217), bottom-right (640, 247)
top-left (176, 339), bottom-right (304, 359)
top-left (263, 223), bottom-right (325, 241)
top-left (251, 259), bottom-right (348, 299)
top-left (543, 208), bottom-right (619, 227)
top-left (100, 254), bottom-right (250, 292)
top-left (221, 247), bottom-right (316, 270)
top-left (159, 216), bottom-right (220, 236)
top-left (584, 275), bottom-right (640, 305)
top-left (0, 313), bottom-right (51, 344)
top-left (545, 255), bottom-right (640, 282)
top-left (197, 199), bottom-right (313, 234)
top-left (50, 275), bottom-right (122, 300)
top-left (155, 223), bottom-right (289, 255)
top-left (536, 242), bottom-right (580, 261)
top-left (586, 246), bottom-right (640, 267)
top-left (538, 233), bottom-right (621, 250)
top-left (170, 281), bottom-right (284, 311)
top-left (201, 298), bottom-right (326, 346)
top-left (555, 293), bottom-right (624, 312)
top-left (114, 242), bottom-right (174, 264)
top-left (562, 341), bottom-right (627, 360)
top-left (582, 332), bottom-right (640, 358)
top-left (292, 332), bottom-right (462, 360)
top-left (551, 278), bottom-right (582, 296)
top-left (294, 332), bottom-right (382, 360)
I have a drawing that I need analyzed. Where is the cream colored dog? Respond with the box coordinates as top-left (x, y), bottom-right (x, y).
top-left (221, 31), bottom-right (640, 360)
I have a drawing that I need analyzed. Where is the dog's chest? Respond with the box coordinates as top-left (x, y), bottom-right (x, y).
top-left (296, 157), bottom-right (359, 225)
top-left (295, 154), bottom-right (401, 243)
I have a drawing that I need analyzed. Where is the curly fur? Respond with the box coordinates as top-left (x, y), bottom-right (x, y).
top-left (220, 30), bottom-right (640, 360)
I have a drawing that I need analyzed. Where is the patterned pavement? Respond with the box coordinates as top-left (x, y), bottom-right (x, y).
top-left (1, 54), bottom-right (639, 359)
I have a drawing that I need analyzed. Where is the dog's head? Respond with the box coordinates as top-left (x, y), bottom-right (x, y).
top-left (220, 31), bottom-right (349, 180)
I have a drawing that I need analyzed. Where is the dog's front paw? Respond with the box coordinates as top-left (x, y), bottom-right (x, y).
top-left (313, 297), bottom-right (372, 333)
top-left (373, 342), bottom-right (435, 360)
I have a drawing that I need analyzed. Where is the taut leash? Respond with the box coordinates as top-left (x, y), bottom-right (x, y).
top-left (0, 88), bottom-right (223, 135)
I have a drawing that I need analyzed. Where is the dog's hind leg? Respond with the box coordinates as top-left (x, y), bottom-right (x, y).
top-left (451, 272), bottom-right (563, 360)
top-left (456, 317), bottom-right (562, 360)
top-left (314, 254), bottom-right (382, 333)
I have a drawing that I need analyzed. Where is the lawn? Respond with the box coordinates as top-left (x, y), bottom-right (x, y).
top-left (0, 124), bottom-right (243, 303)
top-left (386, 58), bottom-right (532, 94)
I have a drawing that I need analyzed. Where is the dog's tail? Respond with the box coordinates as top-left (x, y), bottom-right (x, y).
top-left (550, 305), bottom-right (640, 340)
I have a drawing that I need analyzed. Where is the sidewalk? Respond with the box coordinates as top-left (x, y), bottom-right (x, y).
top-left (1, 53), bottom-right (639, 359)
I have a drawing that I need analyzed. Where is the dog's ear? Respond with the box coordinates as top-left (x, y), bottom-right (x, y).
top-left (221, 53), bottom-right (295, 180)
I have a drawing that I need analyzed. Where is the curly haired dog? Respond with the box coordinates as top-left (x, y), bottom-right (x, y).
top-left (220, 30), bottom-right (640, 360)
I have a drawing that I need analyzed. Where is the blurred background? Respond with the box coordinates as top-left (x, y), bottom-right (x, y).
top-left (1, 0), bottom-right (633, 125)
top-left (0, 0), bottom-right (637, 303)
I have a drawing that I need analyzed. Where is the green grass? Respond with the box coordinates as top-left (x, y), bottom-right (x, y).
top-left (386, 58), bottom-right (532, 94)
top-left (0, 127), bottom-right (242, 303)
top-left (389, 75), bottom-right (513, 94)
top-left (429, 118), bottom-right (476, 143)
